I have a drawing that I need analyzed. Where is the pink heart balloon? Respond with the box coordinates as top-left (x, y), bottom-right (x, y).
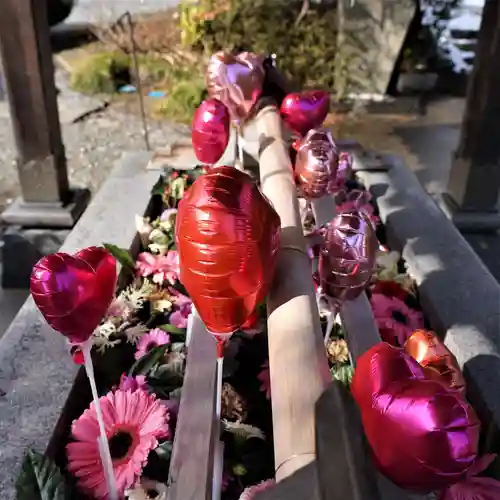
top-left (30, 247), bottom-right (117, 343)
top-left (352, 342), bottom-right (480, 492)
top-left (294, 128), bottom-right (339, 198)
top-left (192, 98), bottom-right (230, 165)
top-left (206, 51), bottom-right (265, 123)
top-left (280, 90), bottom-right (330, 137)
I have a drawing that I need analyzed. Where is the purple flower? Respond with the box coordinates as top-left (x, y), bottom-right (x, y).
top-left (118, 374), bottom-right (147, 392)
top-left (169, 290), bottom-right (192, 329)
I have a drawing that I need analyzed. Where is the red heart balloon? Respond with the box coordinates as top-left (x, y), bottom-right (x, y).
top-left (175, 166), bottom-right (281, 336)
top-left (280, 90), bottom-right (330, 137)
top-left (192, 98), bottom-right (231, 165)
top-left (30, 247), bottom-right (117, 343)
top-left (352, 342), bottom-right (479, 492)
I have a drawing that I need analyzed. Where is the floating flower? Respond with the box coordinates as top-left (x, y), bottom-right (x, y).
top-left (135, 251), bottom-right (180, 285)
top-left (67, 389), bottom-right (169, 499)
top-left (257, 361), bottom-right (271, 400)
top-left (327, 338), bottom-right (350, 365)
top-left (239, 479), bottom-right (276, 500)
top-left (135, 329), bottom-right (171, 360)
top-left (118, 374), bottom-right (147, 392)
top-left (169, 290), bottom-right (192, 329)
top-left (125, 478), bottom-right (168, 500)
top-left (370, 293), bottom-right (424, 347)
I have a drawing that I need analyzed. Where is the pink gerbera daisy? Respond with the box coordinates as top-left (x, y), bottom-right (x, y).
top-left (370, 293), bottom-right (424, 347)
top-left (135, 329), bottom-right (170, 360)
top-left (67, 389), bottom-right (169, 499)
top-left (239, 479), bottom-right (276, 500)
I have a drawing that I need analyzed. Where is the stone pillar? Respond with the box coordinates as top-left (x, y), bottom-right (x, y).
top-left (441, 0), bottom-right (500, 231)
top-left (337, 0), bottom-right (416, 97)
top-left (0, 0), bottom-right (89, 227)
top-left (0, 0), bottom-right (90, 288)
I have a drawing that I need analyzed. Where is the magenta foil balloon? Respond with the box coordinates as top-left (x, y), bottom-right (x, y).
top-left (192, 98), bottom-right (230, 165)
top-left (280, 90), bottom-right (330, 137)
top-left (294, 128), bottom-right (339, 198)
top-left (318, 210), bottom-right (377, 303)
top-left (352, 343), bottom-right (480, 492)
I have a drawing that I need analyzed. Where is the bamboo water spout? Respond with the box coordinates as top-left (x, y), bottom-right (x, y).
top-left (252, 105), bottom-right (331, 481)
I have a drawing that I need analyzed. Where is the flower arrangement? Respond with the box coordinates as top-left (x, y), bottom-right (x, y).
top-left (16, 166), bottom-right (276, 500)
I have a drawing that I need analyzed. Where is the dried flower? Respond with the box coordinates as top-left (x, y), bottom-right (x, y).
top-left (222, 383), bottom-right (247, 422)
top-left (327, 338), bottom-right (350, 365)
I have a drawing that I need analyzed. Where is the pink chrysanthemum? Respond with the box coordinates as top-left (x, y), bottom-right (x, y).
top-left (135, 329), bottom-right (170, 360)
top-left (239, 479), bottom-right (276, 500)
top-left (67, 389), bottom-right (169, 499)
top-left (370, 293), bottom-right (424, 347)
top-left (135, 251), bottom-right (180, 285)
top-left (257, 361), bottom-right (271, 400)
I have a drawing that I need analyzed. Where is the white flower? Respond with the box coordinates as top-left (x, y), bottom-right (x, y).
top-left (125, 478), bottom-right (168, 500)
top-left (135, 215), bottom-right (154, 247)
top-left (124, 324), bottom-right (149, 345)
top-left (376, 250), bottom-right (400, 273)
top-left (122, 281), bottom-right (154, 310)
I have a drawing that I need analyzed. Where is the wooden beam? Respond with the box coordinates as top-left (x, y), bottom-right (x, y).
top-left (167, 315), bottom-right (217, 500)
top-left (254, 105), bottom-right (331, 481)
top-left (0, 0), bottom-right (69, 203)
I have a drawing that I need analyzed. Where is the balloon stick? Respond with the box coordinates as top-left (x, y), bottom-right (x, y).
top-left (81, 339), bottom-right (119, 500)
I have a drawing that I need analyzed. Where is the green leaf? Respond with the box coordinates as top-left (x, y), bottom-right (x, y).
top-left (16, 449), bottom-right (69, 500)
top-left (170, 177), bottom-right (186, 200)
top-left (158, 324), bottom-right (187, 336)
top-left (331, 364), bottom-right (354, 388)
top-left (154, 441), bottom-right (173, 461)
top-left (103, 243), bottom-right (135, 269)
top-left (128, 344), bottom-right (169, 377)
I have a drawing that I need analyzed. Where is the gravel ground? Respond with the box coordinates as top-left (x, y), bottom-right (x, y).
top-left (0, 70), bottom-right (189, 212)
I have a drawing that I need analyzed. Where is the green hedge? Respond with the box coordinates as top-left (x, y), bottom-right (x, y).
top-left (193, 0), bottom-right (338, 90)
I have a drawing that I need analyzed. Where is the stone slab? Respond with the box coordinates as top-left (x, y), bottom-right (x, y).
top-left (355, 152), bottom-right (500, 440)
top-left (0, 151), bottom-right (158, 499)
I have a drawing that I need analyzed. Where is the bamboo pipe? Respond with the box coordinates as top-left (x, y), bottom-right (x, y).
top-left (252, 105), bottom-right (331, 481)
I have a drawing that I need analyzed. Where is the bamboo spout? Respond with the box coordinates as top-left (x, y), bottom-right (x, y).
top-left (252, 105), bottom-right (330, 481)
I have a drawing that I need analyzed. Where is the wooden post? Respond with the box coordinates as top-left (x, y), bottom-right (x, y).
top-left (254, 105), bottom-right (331, 481)
top-left (442, 0), bottom-right (500, 231)
top-left (0, 0), bottom-right (89, 227)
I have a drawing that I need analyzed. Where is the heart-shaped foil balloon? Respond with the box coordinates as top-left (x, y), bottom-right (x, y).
top-left (318, 210), bottom-right (377, 303)
top-left (294, 128), bottom-right (339, 199)
top-left (192, 98), bottom-right (231, 165)
top-left (352, 342), bottom-right (480, 492)
top-left (206, 51), bottom-right (265, 123)
top-left (30, 247), bottom-right (117, 343)
top-left (176, 166), bottom-right (281, 335)
top-left (280, 90), bottom-right (330, 138)
top-left (405, 329), bottom-right (466, 395)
